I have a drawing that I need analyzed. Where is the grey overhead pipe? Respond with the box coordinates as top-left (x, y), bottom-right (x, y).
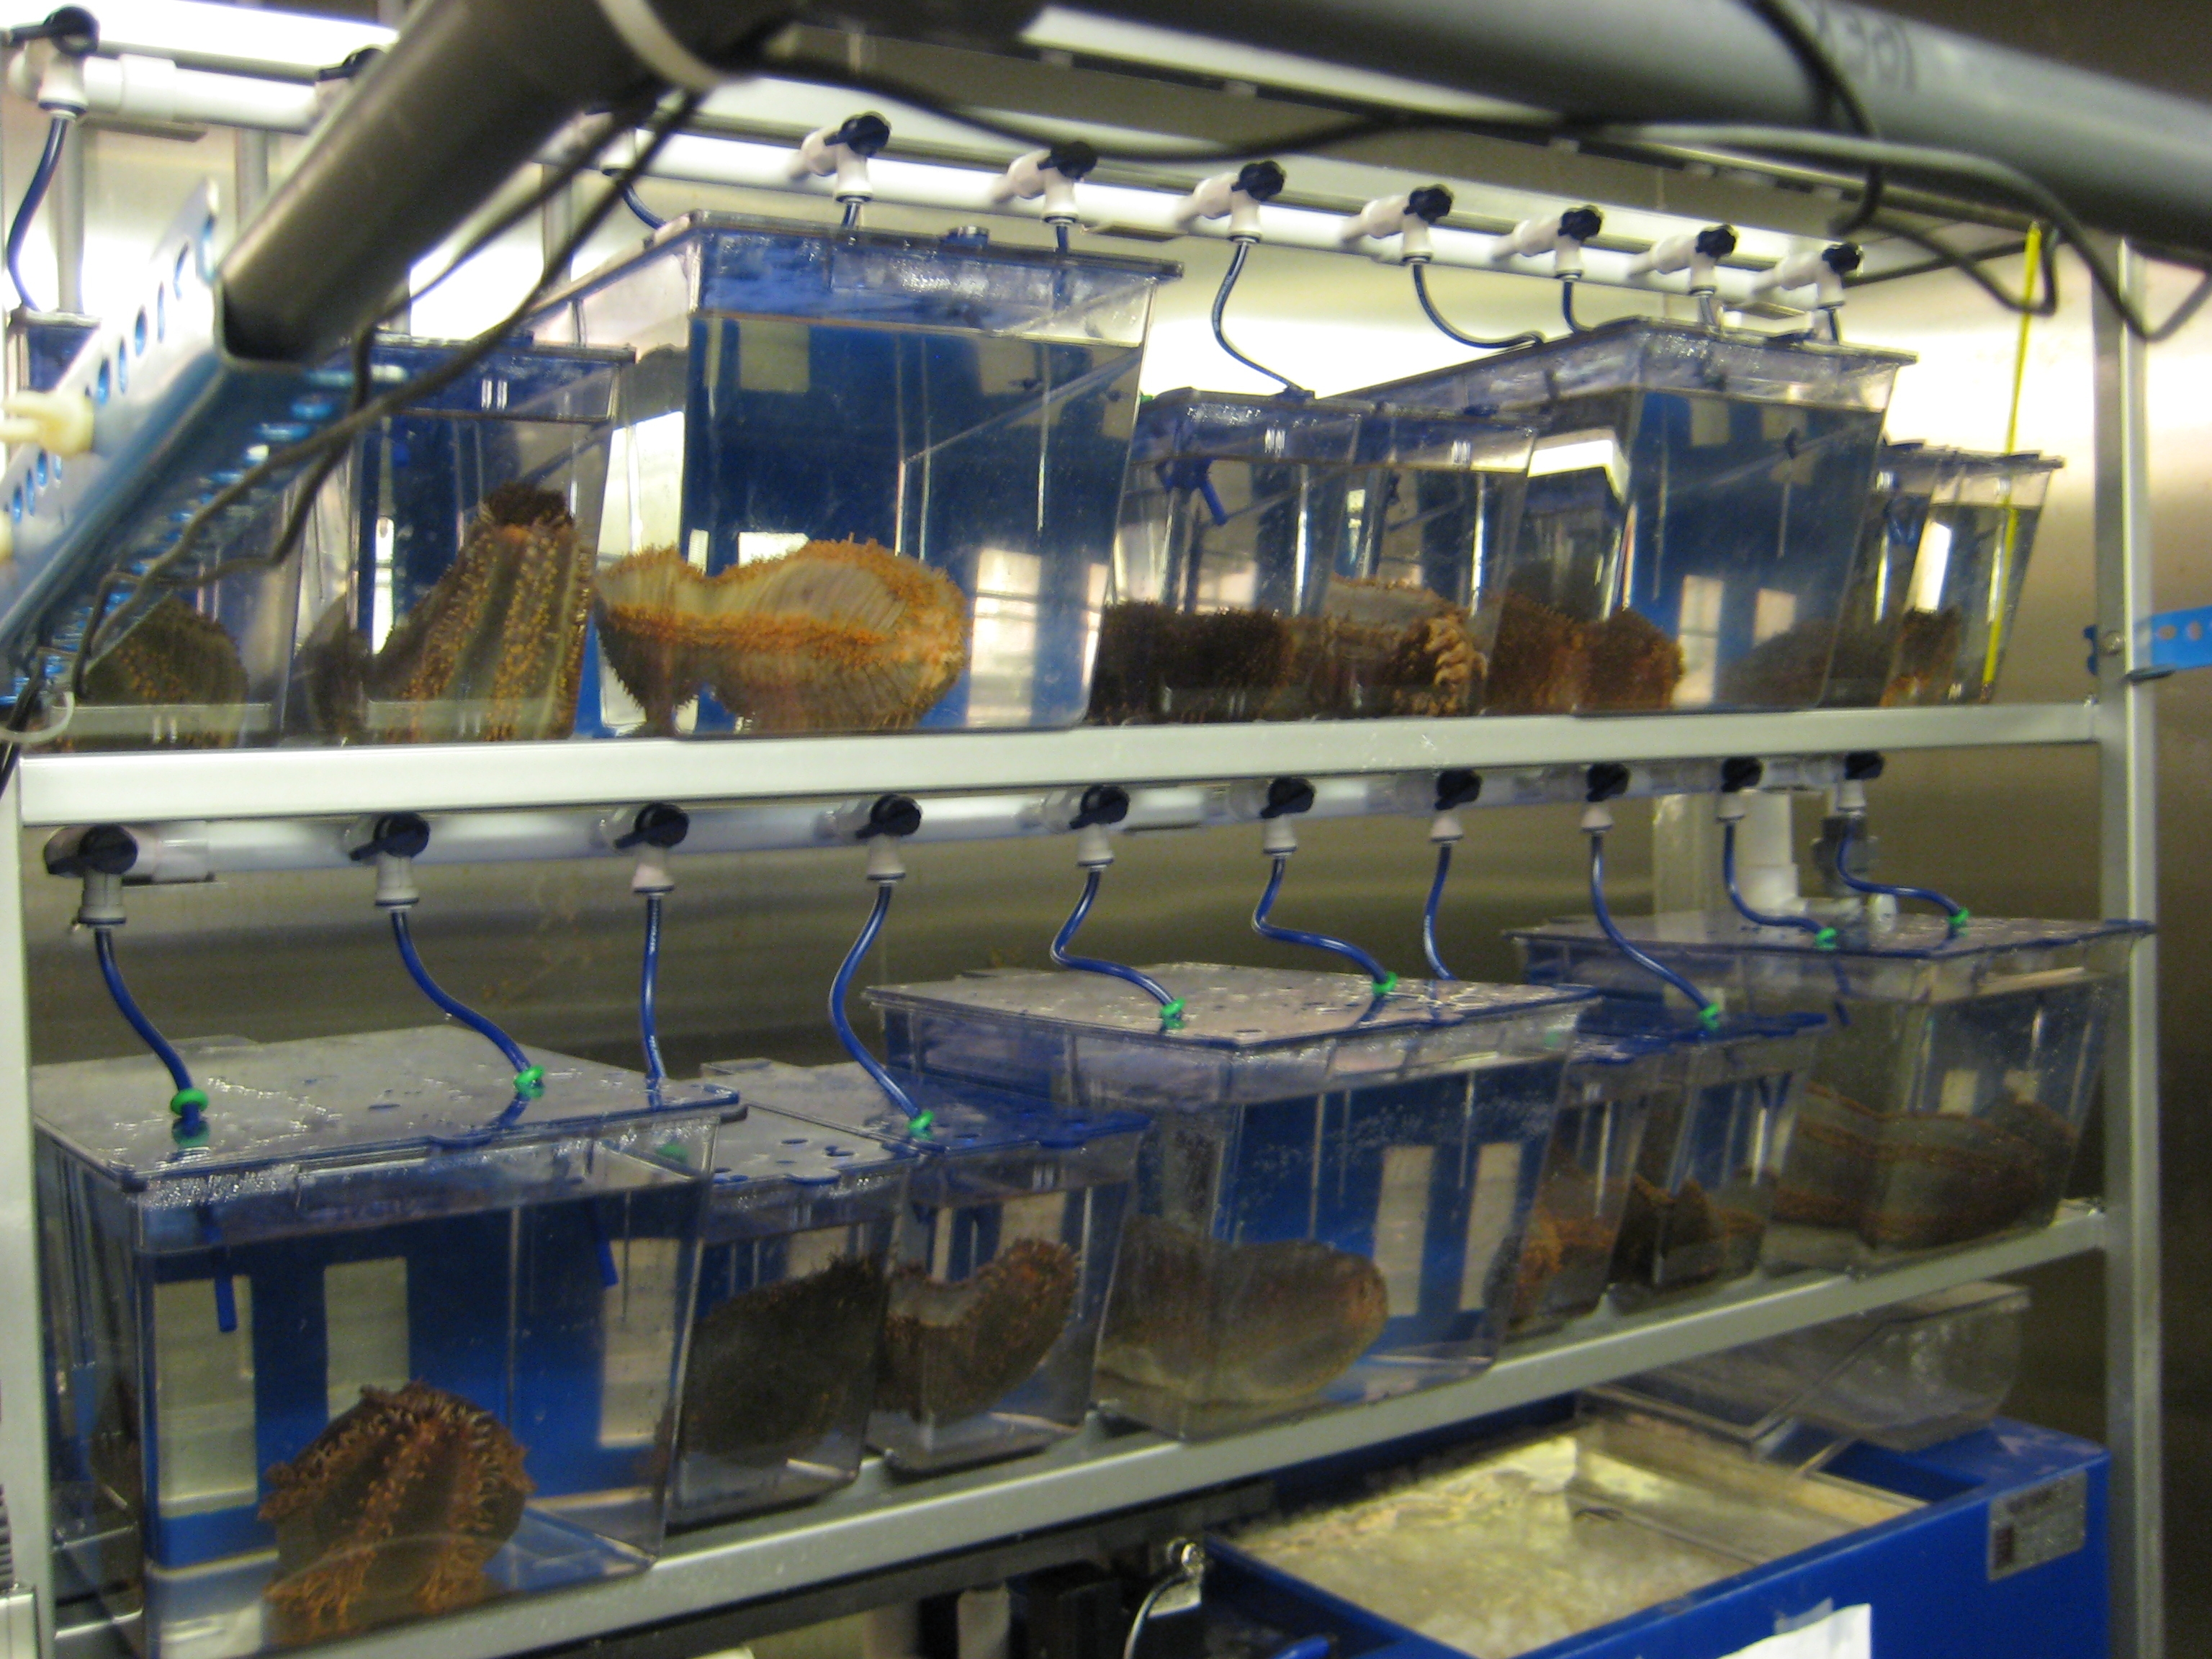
top-left (215, 0), bottom-right (794, 364)
top-left (1069, 0), bottom-right (2212, 256)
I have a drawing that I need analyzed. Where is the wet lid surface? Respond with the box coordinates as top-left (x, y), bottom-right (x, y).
top-left (709, 1059), bottom-right (1146, 1154)
top-left (868, 964), bottom-right (1591, 1048)
top-left (1511, 912), bottom-right (2152, 961)
top-left (704, 1102), bottom-right (913, 1190)
top-left (35, 1027), bottom-right (739, 1186)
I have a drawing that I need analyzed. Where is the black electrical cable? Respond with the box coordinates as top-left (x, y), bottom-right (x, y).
top-left (1409, 261), bottom-right (1542, 351)
top-left (1211, 239), bottom-right (1308, 395)
top-left (1737, 0), bottom-right (1884, 232)
top-left (73, 89), bottom-right (702, 684)
top-left (1863, 217), bottom-right (2060, 316)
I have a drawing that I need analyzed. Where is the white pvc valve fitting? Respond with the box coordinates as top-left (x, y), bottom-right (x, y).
top-left (1581, 802), bottom-right (1616, 834)
top-left (1074, 824), bottom-right (1114, 868)
top-left (1338, 192), bottom-right (1441, 261)
top-left (1178, 171), bottom-right (1267, 240)
top-left (1835, 778), bottom-right (1869, 814)
top-left (1753, 245), bottom-right (1858, 310)
top-left (791, 125), bottom-right (874, 202)
top-left (992, 149), bottom-right (1080, 222)
top-left (372, 853), bottom-right (419, 909)
top-left (77, 870), bottom-right (124, 927)
top-left (1496, 207), bottom-right (1600, 278)
top-left (866, 838), bottom-right (907, 883)
top-left (1260, 818), bottom-right (1299, 857)
top-left (19, 45), bottom-right (87, 117)
top-left (631, 845), bottom-right (675, 896)
top-left (1627, 225), bottom-right (1736, 293)
top-left (1714, 791), bottom-right (1750, 824)
top-left (0, 390), bottom-right (96, 457)
top-left (1429, 810), bottom-right (1465, 846)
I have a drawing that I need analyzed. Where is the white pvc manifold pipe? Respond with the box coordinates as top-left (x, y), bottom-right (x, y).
top-left (6, 50), bottom-right (321, 131)
top-left (626, 132), bottom-right (1791, 309)
top-left (71, 757), bottom-right (1847, 883)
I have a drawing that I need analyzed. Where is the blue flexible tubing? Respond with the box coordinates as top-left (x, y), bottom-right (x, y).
top-left (1722, 822), bottom-right (1835, 945)
top-left (1588, 830), bottom-right (1721, 1030)
top-left (621, 181), bottom-right (665, 230)
top-left (1052, 868), bottom-right (1184, 1029)
top-left (94, 927), bottom-right (207, 1144)
top-left (831, 882), bottom-right (927, 1128)
top-left (388, 909), bottom-right (544, 1120)
top-left (6, 115), bottom-right (68, 311)
top-left (639, 892), bottom-right (667, 1085)
top-left (1830, 818), bottom-right (1970, 935)
top-left (1253, 854), bottom-right (1397, 993)
top-left (1213, 240), bottom-right (1308, 396)
top-left (1422, 842), bottom-right (1457, 980)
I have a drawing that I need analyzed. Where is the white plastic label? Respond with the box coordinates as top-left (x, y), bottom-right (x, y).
top-left (1718, 1604), bottom-right (1871, 1659)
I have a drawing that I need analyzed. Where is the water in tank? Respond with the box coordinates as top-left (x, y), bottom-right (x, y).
top-left (866, 966), bottom-right (1591, 1438)
top-left (35, 1028), bottom-right (734, 1659)
top-left (1510, 912), bottom-right (2146, 1269)
top-left (1089, 390), bottom-right (1532, 722)
top-left (1359, 320), bottom-right (1912, 714)
top-left (704, 1060), bottom-right (1143, 1473)
top-left (672, 1108), bottom-right (913, 1525)
top-left (527, 215), bottom-right (1179, 737)
top-left (1824, 447), bottom-right (2061, 708)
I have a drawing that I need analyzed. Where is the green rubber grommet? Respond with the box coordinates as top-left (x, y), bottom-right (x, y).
top-left (1159, 998), bottom-right (1187, 1032)
top-left (170, 1120), bottom-right (209, 1148)
top-left (169, 1086), bottom-right (209, 1118)
top-left (1699, 1004), bottom-right (1722, 1031)
top-left (1373, 973), bottom-right (1401, 997)
top-left (514, 1065), bottom-right (547, 1100)
top-left (1949, 909), bottom-right (1972, 936)
top-left (909, 1110), bottom-right (935, 1138)
top-left (1815, 926), bottom-right (1839, 949)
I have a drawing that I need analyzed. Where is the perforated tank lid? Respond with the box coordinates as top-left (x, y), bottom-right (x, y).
top-left (1511, 912), bottom-right (2152, 961)
top-left (1131, 388), bottom-right (1530, 471)
top-left (367, 333), bottom-right (629, 420)
top-left (539, 210), bottom-right (1181, 338)
top-left (707, 1059), bottom-right (1146, 1154)
top-left (704, 1099), bottom-right (913, 1190)
top-left (868, 964), bottom-right (1591, 1048)
top-left (1362, 317), bottom-right (1914, 415)
top-left (33, 1027), bottom-right (741, 1187)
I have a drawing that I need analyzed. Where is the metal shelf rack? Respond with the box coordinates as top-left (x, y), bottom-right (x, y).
top-left (0, 30), bottom-right (2167, 1659)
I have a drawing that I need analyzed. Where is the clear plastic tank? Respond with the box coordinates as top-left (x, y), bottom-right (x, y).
top-left (1508, 1034), bottom-right (1665, 1334)
top-left (671, 1111), bottom-right (913, 1527)
top-left (867, 966), bottom-right (1591, 1437)
top-left (1601, 1280), bottom-right (2031, 1465)
top-left (1090, 391), bottom-right (1531, 722)
top-left (528, 215), bottom-right (1179, 737)
top-left (1824, 448), bottom-right (2061, 708)
top-left (1361, 320), bottom-right (1912, 713)
top-left (704, 1060), bottom-right (1142, 1473)
top-left (1606, 1017), bottom-right (1823, 1298)
top-left (1511, 913), bottom-right (2148, 1268)
top-left (35, 1028), bottom-right (735, 1659)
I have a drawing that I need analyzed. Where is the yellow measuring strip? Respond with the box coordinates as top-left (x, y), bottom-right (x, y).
top-left (1987, 223), bottom-right (2044, 689)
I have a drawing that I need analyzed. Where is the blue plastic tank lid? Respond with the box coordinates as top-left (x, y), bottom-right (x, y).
top-left (708, 1059), bottom-right (1146, 1154)
top-left (703, 1105), bottom-right (914, 1188)
top-left (1509, 911), bottom-right (2153, 961)
top-left (31, 1027), bottom-right (739, 1187)
top-left (866, 964), bottom-right (1593, 1048)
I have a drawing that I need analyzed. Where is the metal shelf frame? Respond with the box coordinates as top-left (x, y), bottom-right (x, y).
top-left (0, 68), bottom-right (2167, 1659)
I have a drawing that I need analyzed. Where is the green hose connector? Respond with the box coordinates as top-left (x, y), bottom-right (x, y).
top-left (1948, 908), bottom-right (1972, 936)
top-left (1698, 1004), bottom-right (1723, 1032)
top-left (1372, 972), bottom-right (1400, 997)
top-left (1159, 998), bottom-right (1187, 1032)
top-left (909, 1110), bottom-right (935, 1138)
top-left (168, 1087), bottom-right (208, 1118)
top-left (1815, 925), bottom-right (1839, 948)
top-left (513, 1065), bottom-right (546, 1100)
